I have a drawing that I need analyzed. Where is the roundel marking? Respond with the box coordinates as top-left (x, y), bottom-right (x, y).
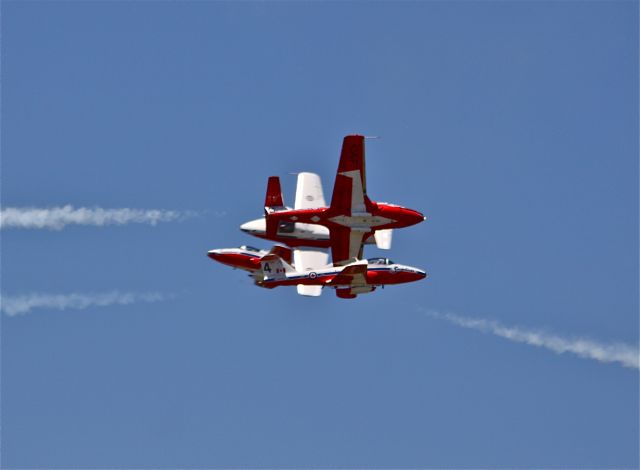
top-left (309, 272), bottom-right (317, 279)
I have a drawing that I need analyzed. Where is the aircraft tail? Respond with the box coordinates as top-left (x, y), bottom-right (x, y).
top-left (264, 176), bottom-right (285, 237)
top-left (260, 253), bottom-right (295, 282)
top-left (264, 176), bottom-right (285, 211)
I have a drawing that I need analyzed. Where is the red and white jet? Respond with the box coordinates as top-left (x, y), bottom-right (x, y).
top-left (246, 135), bottom-right (425, 265)
top-left (257, 252), bottom-right (427, 299)
top-left (207, 245), bottom-right (426, 298)
top-left (240, 172), bottom-right (392, 250)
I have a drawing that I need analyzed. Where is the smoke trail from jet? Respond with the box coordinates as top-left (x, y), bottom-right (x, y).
top-left (0, 206), bottom-right (197, 230)
top-left (425, 310), bottom-right (639, 370)
top-left (1, 291), bottom-right (171, 316)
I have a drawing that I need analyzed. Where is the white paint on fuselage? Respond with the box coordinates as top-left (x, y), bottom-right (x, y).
top-left (327, 213), bottom-right (395, 229)
top-left (240, 217), bottom-right (330, 240)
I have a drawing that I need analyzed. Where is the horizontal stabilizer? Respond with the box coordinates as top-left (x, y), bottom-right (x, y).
top-left (336, 285), bottom-right (375, 299)
top-left (267, 245), bottom-right (293, 265)
top-left (297, 285), bottom-right (322, 297)
top-left (374, 229), bottom-right (393, 250)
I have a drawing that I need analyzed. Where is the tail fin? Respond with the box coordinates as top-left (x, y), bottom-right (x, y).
top-left (374, 229), bottom-right (393, 250)
top-left (264, 176), bottom-right (285, 211)
top-left (264, 176), bottom-right (285, 237)
top-left (260, 253), bottom-right (295, 282)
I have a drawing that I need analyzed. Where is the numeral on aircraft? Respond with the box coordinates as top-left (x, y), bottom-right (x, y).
top-left (264, 263), bottom-right (271, 273)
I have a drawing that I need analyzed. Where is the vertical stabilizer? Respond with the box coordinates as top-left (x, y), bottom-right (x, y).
top-left (260, 253), bottom-right (295, 282)
top-left (264, 176), bottom-right (285, 236)
top-left (264, 176), bottom-right (285, 211)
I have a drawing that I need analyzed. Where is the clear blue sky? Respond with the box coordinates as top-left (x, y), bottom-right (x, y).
top-left (2, 1), bottom-right (638, 467)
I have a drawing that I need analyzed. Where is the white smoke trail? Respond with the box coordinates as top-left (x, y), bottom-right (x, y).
top-left (1, 291), bottom-right (172, 316)
top-left (0, 206), bottom-right (195, 230)
top-left (425, 310), bottom-right (639, 370)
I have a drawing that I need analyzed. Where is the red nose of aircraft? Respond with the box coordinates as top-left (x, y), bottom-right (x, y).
top-left (207, 249), bottom-right (237, 265)
top-left (396, 207), bottom-right (426, 227)
top-left (377, 204), bottom-right (426, 228)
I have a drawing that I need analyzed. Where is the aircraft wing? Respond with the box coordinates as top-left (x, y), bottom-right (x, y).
top-left (294, 248), bottom-right (329, 297)
top-left (329, 263), bottom-right (368, 286)
top-left (330, 227), bottom-right (369, 266)
top-left (294, 172), bottom-right (326, 209)
top-left (330, 135), bottom-right (367, 214)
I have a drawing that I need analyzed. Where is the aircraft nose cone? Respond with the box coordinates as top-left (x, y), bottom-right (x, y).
top-left (399, 208), bottom-right (426, 227)
top-left (407, 269), bottom-right (427, 281)
top-left (413, 209), bottom-right (426, 224)
top-left (207, 249), bottom-right (222, 261)
top-left (239, 218), bottom-right (266, 234)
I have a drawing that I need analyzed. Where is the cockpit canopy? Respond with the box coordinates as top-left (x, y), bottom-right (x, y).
top-left (240, 245), bottom-right (261, 252)
top-left (367, 257), bottom-right (395, 265)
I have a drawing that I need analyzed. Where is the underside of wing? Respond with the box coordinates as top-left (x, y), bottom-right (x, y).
top-left (336, 135), bottom-right (366, 194)
top-left (330, 135), bottom-right (367, 214)
top-left (330, 228), bottom-right (368, 266)
top-left (329, 174), bottom-right (352, 214)
top-left (294, 172), bottom-right (326, 209)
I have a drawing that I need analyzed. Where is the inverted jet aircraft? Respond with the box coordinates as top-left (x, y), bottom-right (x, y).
top-left (257, 252), bottom-right (427, 299)
top-left (240, 172), bottom-right (392, 250)
top-left (262, 135), bottom-right (424, 265)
